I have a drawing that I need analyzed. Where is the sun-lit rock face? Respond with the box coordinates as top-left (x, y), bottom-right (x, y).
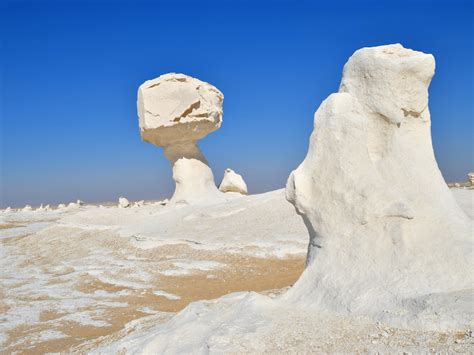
top-left (137, 73), bottom-right (223, 147)
top-left (285, 44), bottom-right (473, 330)
top-left (219, 168), bottom-right (248, 195)
top-left (339, 43), bottom-right (434, 125)
top-left (137, 73), bottom-right (224, 204)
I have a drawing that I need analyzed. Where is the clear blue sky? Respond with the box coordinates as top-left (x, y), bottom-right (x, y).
top-left (1, 0), bottom-right (473, 207)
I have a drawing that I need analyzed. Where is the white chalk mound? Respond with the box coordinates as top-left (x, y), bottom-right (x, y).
top-left (219, 168), bottom-right (248, 194)
top-left (285, 44), bottom-right (473, 329)
top-left (137, 73), bottom-right (223, 204)
top-left (118, 197), bottom-right (130, 208)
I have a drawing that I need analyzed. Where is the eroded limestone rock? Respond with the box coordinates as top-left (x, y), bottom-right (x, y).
top-left (219, 169), bottom-right (248, 195)
top-left (285, 44), bottom-right (473, 330)
top-left (137, 73), bottom-right (223, 203)
top-left (118, 197), bottom-right (130, 208)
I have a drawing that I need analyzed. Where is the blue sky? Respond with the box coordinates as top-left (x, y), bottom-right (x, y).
top-left (1, 0), bottom-right (473, 207)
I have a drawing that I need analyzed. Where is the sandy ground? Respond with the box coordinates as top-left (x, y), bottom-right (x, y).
top-left (0, 190), bottom-right (307, 353)
top-left (2, 248), bottom-right (304, 353)
top-left (0, 188), bottom-right (472, 353)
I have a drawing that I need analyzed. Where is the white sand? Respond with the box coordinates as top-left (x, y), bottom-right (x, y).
top-left (1, 188), bottom-right (471, 352)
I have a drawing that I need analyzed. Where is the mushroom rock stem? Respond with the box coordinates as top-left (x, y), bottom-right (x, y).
top-left (163, 141), bottom-right (208, 165)
top-left (163, 141), bottom-right (219, 203)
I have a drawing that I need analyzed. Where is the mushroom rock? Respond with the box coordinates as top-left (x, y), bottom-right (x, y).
top-left (219, 168), bottom-right (248, 194)
top-left (22, 205), bottom-right (32, 212)
top-left (118, 197), bottom-right (130, 208)
top-left (137, 73), bottom-right (223, 204)
top-left (57, 204), bottom-right (66, 209)
top-left (285, 44), bottom-right (473, 330)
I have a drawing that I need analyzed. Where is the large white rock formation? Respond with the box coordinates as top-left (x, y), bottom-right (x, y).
top-left (219, 168), bottom-right (248, 194)
top-left (137, 73), bottom-right (223, 204)
top-left (285, 44), bottom-right (473, 329)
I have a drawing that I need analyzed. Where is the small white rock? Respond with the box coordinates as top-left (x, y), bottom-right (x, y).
top-left (118, 197), bottom-right (130, 208)
top-left (219, 168), bottom-right (248, 195)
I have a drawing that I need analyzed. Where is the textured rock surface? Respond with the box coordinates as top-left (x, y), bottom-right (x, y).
top-left (219, 169), bottom-right (248, 194)
top-left (137, 73), bottom-right (223, 203)
top-left (285, 44), bottom-right (473, 330)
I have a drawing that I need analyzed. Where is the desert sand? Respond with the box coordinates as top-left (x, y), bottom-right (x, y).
top-left (0, 188), bottom-right (471, 353)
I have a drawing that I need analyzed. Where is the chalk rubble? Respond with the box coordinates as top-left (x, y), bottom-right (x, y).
top-left (219, 168), bottom-right (248, 194)
top-left (137, 73), bottom-right (223, 204)
top-left (132, 200), bottom-right (145, 208)
top-left (285, 44), bottom-right (473, 330)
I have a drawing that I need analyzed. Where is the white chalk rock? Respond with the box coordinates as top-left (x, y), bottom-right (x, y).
top-left (468, 172), bottom-right (474, 186)
top-left (4, 207), bottom-right (12, 213)
top-left (137, 73), bottom-right (223, 204)
top-left (118, 197), bottom-right (130, 208)
top-left (36, 204), bottom-right (44, 211)
top-left (132, 200), bottom-right (145, 208)
top-left (76, 200), bottom-right (84, 206)
top-left (22, 205), bottom-right (32, 211)
top-left (57, 204), bottom-right (66, 209)
top-left (285, 44), bottom-right (473, 330)
top-left (219, 168), bottom-right (248, 194)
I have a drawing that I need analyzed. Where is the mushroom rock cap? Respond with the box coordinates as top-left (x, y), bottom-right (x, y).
top-left (339, 44), bottom-right (435, 125)
top-left (137, 73), bottom-right (224, 147)
top-left (219, 168), bottom-right (248, 195)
